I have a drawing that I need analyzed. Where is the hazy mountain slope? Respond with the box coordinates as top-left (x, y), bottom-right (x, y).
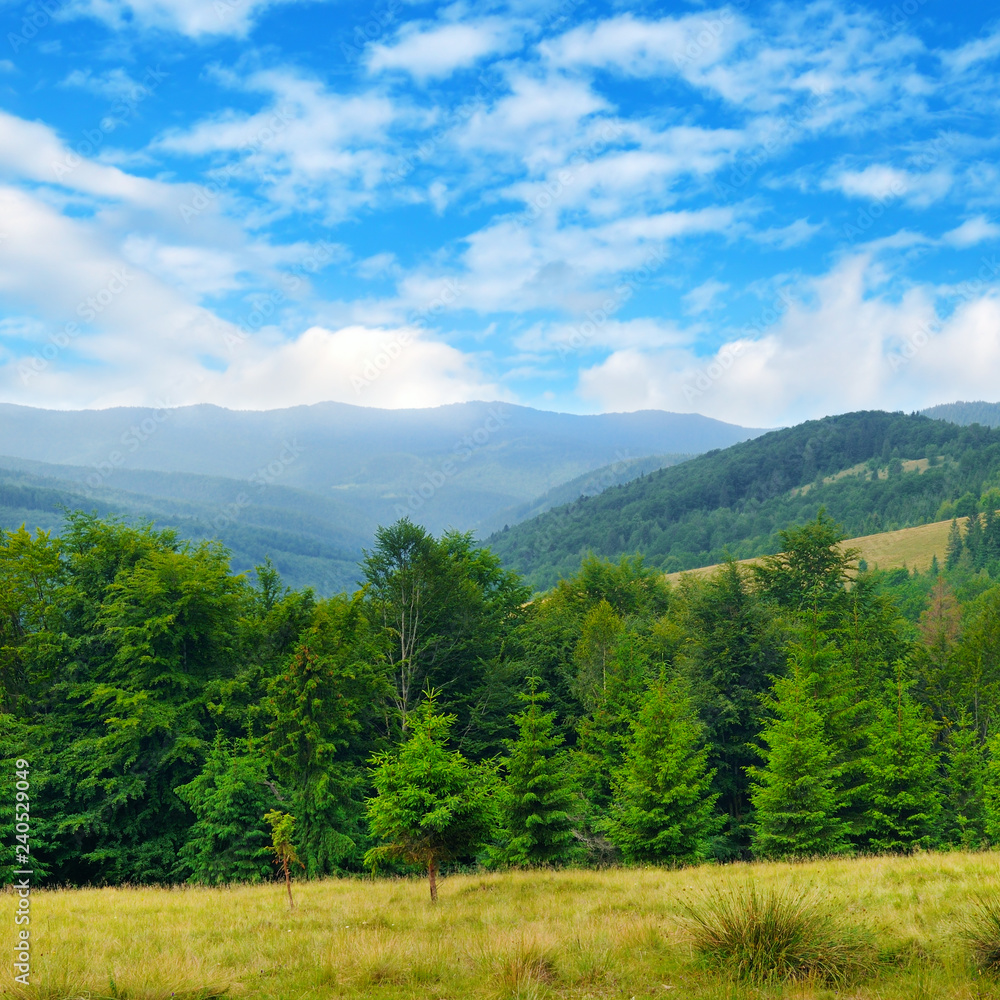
top-left (0, 459), bottom-right (370, 593)
top-left (0, 401), bottom-right (765, 536)
top-left (488, 410), bottom-right (1000, 589)
top-left (922, 400), bottom-right (1000, 427)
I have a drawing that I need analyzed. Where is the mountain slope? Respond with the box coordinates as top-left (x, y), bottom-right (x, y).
top-left (488, 410), bottom-right (1000, 589)
top-left (0, 401), bottom-right (764, 537)
top-left (922, 400), bottom-right (1000, 428)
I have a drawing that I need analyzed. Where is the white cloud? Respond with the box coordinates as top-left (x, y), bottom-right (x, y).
top-left (753, 218), bottom-right (822, 249)
top-left (943, 216), bottom-right (1000, 248)
top-left (367, 20), bottom-right (521, 80)
top-left (942, 28), bottom-right (1000, 74)
top-left (826, 163), bottom-right (952, 207)
top-left (683, 279), bottom-right (729, 315)
top-left (63, 0), bottom-right (314, 38)
top-left (577, 254), bottom-right (1000, 425)
top-left (154, 69), bottom-right (396, 221)
top-left (196, 324), bottom-right (504, 409)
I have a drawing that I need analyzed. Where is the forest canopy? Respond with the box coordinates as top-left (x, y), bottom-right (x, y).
top-left (3, 506), bottom-right (1000, 887)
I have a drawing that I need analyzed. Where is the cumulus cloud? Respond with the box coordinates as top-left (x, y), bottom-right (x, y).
top-left (367, 20), bottom-right (522, 80)
top-left (577, 254), bottom-right (1000, 426)
top-left (63, 0), bottom-right (315, 38)
top-left (196, 324), bottom-right (504, 409)
top-left (943, 215), bottom-right (1000, 247)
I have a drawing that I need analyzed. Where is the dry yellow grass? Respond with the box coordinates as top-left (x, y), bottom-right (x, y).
top-left (664, 515), bottom-right (968, 585)
top-left (5, 852), bottom-right (1000, 1000)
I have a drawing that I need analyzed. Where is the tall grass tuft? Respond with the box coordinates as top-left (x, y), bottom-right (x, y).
top-left (963, 893), bottom-right (1000, 971)
top-left (679, 881), bottom-right (873, 984)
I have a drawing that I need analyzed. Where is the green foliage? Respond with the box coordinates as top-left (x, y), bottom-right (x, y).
top-left (940, 715), bottom-right (987, 849)
top-left (175, 734), bottom-right (275, 884)
top-left (749, 655), bottom-right (851, 859)
top-left (493, 678), bottom-right (578, 867)
top-left (604, 676), bottom-right (720, 865)
top-left (678, 561), bottom-right (782, 856)
top-left (264, 809), bottom-right (303, 909)
top-left (681, 882), bottom-right (874, 984)
top-left (961, 894), bottom-right (1000, 971)
top-left (864, 669), bottom-right (942, 853)
top-left (491, 410), bottom-right (1000, 588)
top-left (365, 693), bottom-right (499, 899)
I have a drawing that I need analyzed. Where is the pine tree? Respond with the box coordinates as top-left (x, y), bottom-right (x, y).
top-left (946, 518), bottom-right (963, 570)
top-left (983, 732), bottom-right (1000, 845)
top-left (863, 667), bottom-right (942, 853)
top-left (494, 678), bottom-right (578, 867)
top-left (604, 677), bottom-right (721, 865)
top-left (175, 734), bottom-right (276, 884)
top-left (940, 714), bottom-right (986, 849)
top-left (748, 656), bottom-right (851, 859)
top-left (365, 692), bottom-right (498, 901)
top-left (966, 513), bottom-right (985, 570)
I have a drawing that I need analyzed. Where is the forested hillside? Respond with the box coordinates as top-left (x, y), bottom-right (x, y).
top-left (3, 509), bottom-right (1000, 887)
top-left (489, 410), bottom-right (1000, 589)
top-left (922, 400), bottom-right (1000, 427)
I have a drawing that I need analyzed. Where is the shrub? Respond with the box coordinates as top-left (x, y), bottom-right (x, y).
top-left (679, 881), bottom-right (873, 984)
top-left (963, 894), bottom-right (1000, 972)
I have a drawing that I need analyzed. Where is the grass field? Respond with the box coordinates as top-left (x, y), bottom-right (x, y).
top-left (5, 851), bottom-right (1000, 1000)
top-left (664, 516), bottom-right (964, 585)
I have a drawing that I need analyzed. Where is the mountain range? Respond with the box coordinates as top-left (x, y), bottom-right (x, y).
top-left (0, 400), bottom-right (764, 592)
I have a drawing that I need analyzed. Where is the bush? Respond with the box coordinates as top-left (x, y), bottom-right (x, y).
top-left (963, 894), bottom-right (1000, 972)
top-left (679, 881), bottom-right (873, 984)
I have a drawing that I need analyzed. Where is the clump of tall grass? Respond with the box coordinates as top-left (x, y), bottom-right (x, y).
top-left (679, 881), bottom-right (874, 984)
top-left (962, 894), bottom-right (1000, 971)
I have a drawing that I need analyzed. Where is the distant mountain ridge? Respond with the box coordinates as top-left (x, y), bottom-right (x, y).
top-left (488, 409), bottom-right (1000, 589)
top-left (922, 400), bottom-right (1000, 427)
top-left (0, 400), bottom-right (765, 591)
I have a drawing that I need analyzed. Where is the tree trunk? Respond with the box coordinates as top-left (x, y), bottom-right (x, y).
top-left (428, 857), bottom-right (438, 903)
top-left (283, 857), bottom-right (294, 910)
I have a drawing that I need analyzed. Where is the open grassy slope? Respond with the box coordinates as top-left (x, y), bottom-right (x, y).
top-left (664, 515), bottom-right (962, 584)
top-left (7, 852), bottom-right (1000, 1000)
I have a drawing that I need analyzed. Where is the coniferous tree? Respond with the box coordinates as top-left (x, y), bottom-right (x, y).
top-left (946, 518), bottom-right (964, 570)
top-left (863, 667), bottom-right (942, 853)
top-left (493, 678), bottom-right (578, 867)
top-left (365, 692), bottom-right (498, 901)
top-left (983, 731), bottom-right (1000, 845)
top-left (175, 734), bottom-right (276, 884)
top-left (940, 714), bottom-right (987, 849)
top-left (605, 676), bottom-right (721, 865)
top-left (748, 656), bottom-right (851, 859)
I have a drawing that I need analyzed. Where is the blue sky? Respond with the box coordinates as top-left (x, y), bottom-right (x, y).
top-left (0, 0), bottom-right (998, 426)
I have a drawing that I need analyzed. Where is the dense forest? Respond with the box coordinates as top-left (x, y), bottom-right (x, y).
top-left (3, 504), bottom-right (1000, 889)
top-left (489, 410), bottom-right (1000, 589)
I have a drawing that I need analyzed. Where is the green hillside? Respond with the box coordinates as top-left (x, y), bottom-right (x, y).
top-left (922, 399), bottom-right (1000, 427)
top-left (488, 410), bottom-right (1000, 589)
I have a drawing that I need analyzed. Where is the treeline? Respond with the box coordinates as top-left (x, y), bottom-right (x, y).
top-left (3, 509), bottom-right (1000, 887)
top-left (489, 410), bottom-right (1000, 588)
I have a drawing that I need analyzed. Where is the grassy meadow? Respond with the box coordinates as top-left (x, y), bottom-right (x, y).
top-left (5, 852), bottom-right (1000, 1000)
top-left (664, 515), bottom-right (962, 584)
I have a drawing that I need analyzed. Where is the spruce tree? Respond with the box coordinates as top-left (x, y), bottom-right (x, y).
top-left (604, 676), bottom-right (721, 865)
top-left (940, 714), bottom-right (986, 849)
top-left (748, 656), bottom-right (851, 859)
top-left (365, 692), bottom-right (498, 901)
top-left (983, 732), bottom-right (1000, 845)
top-left (946, 518), bottom-right (963, 570)
top-left (863, 667), bottom-right (942, 853)
top-left (494, 678), bottom-right (578, 867)
top-left (175, 734), bottom-right (275, 884)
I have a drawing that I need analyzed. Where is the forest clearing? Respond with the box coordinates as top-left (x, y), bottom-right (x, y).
top-left (5, 851), bottom-right (1000, 1000)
